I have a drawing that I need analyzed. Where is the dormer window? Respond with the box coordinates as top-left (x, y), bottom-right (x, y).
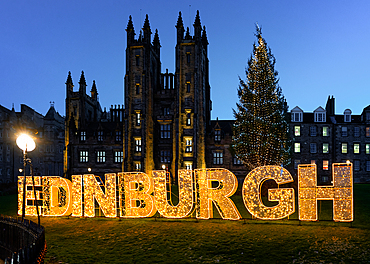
top-left (314, 107), bottom-right (326, 122)
top-left (291, 106), bottom-right (303, 122)
top-left (344, 109), bottom-right (352, 122)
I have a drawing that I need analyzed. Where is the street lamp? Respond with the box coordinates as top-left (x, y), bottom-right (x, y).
top-left (16, 133), bottom-right (39, 224)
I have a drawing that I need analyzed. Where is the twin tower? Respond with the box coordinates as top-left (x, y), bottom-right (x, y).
top-left (124, 11), bottom-right (211, 176)
top-left (64, 11), bottom-right (212, 179)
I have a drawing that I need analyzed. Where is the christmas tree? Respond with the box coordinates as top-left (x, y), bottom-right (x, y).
top-left (232, 25), bottom-right (291, 171)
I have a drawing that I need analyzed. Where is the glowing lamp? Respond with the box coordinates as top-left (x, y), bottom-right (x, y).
top-left (16, 134), bottom-right (36, 153)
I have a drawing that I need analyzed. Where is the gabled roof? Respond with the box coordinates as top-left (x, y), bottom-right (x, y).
top-left (291, 106), bottom-right (303, 112)
top-left (313, 106), bottom-right (326, 113)
top-left (210, 120), bottom-right (233, 135)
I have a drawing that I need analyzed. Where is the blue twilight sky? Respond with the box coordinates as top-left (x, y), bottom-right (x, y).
top-left (1, 0), bottom-right (370, 120)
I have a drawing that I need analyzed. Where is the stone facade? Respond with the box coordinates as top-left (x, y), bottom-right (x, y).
top-left (0, 103), bottom-right (64, 183)
top-left (64, 71), bottom-right (124, 178)
top-left (289, 96), bottom-right (370, 183)
top-left (124, 11), bottom-right (211, 179)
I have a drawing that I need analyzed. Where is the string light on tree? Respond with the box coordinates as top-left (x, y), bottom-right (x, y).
top-left (232, 24), bottom-right (291, 171)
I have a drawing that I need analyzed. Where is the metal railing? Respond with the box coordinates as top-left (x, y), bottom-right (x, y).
top-left (0, 215), bottom-right (46, 264)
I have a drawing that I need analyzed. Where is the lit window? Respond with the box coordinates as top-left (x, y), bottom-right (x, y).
top-left (136, 113), bottom-right (141, 126)
top-left (354, 127), bottom-right (360, 137)
top-left (342, 143), bottom-right (347, 154)
top-left (366, 144), bottom-right (370, 154)
top-left (366, 161), bottom-right (370, 171)
top-left (114, 151), bottom-right (123, 163)
top-left (354, 143), bottom-right (360, 154)
top-left (186, 114), bottom-right (191, 126)
top-left (323, 160), bottom-right (329, 170)
top-left (214, 129), bottom-right (221, 141)
top-left (323, 143), bottom-right (329, 154)
top-left (323, 127), bottom-right (329, 137)
top-left (185, 139), bottom-right (193, 153)
top-left (213, 151), bottom-right (223, 165)
top-left (310, 143), bottom-right (317, 153)
top-left (341, 127), bottom-right (347, 137)
top-left (294, 126), bottom-right (300, 136)
top-left (294, 143), bottom-right (300, 153)
top-left (80, 131), bottom-right (86, 141)
top-left (79, 151), bottom-right (88, 163)
top-left (185, 162), bottom-right (192, 170)
top-left (135, 162), bottom-right (141, 171)
top-left (135, 138), bottom-right (142, 152)
top-left (366, 127), bottom-right (370, 137)
top-left (160, 124), bottom-right (170, 139)
top-left (354, 160), bottom-right (360, 171)
top-left (310, 126), bottom-right (317, 136)
top-left (97, 151), bottom-right (106, 163)
top-left (97, 131), bottom-right (103, 141)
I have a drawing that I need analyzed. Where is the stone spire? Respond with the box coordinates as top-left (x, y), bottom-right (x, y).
top-left (79, 71), bottom-right (87, 95)
top-left (153, 29), bottom-right (161, 53)
top-left (202, 25), bottom-right (209, 48)
top-left (66, 71), bottom-right (74, 94)
top-left (126, 15), bottom-right (135, 44)
top-left (185, 27), bottom-right (191, 40)
top-left (193, 10), bottom-right (202, 38)
top-left (176, 11), bottom-right (184, 43)
top-left (143, 14), bottom-right (152, 43)
top-left (90, 80), bottom-right (98, 101)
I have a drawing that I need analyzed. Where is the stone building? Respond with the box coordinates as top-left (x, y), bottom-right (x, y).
top-left (64, 11), bottom-right (370, 184)
top-left (0, 103), bottom-right (64, 183)
top-left (123, 11), bottom-right (211, 179)
top-left (64, 71), bottom-right (124, 178)
top-left (289, 96), bottom-right (370, 183)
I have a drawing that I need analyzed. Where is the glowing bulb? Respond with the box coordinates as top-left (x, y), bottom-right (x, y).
top-left (16, 134), bottom-right (36, 152)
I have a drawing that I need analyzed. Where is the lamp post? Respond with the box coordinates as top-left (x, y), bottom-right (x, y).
top-left (16, 134), bottom-right (39, 224)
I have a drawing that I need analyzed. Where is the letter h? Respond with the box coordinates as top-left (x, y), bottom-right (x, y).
top-left (298, 163), bottom-right (353, 222)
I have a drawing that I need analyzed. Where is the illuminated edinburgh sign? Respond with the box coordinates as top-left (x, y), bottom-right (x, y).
top-left (18, 164), bottom-right (353, 222)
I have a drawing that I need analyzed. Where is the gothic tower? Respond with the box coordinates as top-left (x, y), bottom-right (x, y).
top-left (124, 15), bottom-right (161, 173)
top-left (64, 71), bottom-right (102, 178)
top-left (124, 11), bottom-right (211, 178)
top-left (174, 11), bottom-right (211, 173)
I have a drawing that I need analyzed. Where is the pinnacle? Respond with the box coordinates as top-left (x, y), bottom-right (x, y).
top-left (176, 11), bottom-right (184, 29)
top-left (126, 15), bottom-right (134, 31)
top-left (193, 10), bottom-right (201, 28)
top-left (79, 71), bottom-right (86, 85)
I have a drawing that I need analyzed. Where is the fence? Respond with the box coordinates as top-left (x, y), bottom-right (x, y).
top-left (0, 215), bottom-right (46, 264)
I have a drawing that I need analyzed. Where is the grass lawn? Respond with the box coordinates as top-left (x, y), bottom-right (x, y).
top-left (1, 185), bottom-right (370, 263)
